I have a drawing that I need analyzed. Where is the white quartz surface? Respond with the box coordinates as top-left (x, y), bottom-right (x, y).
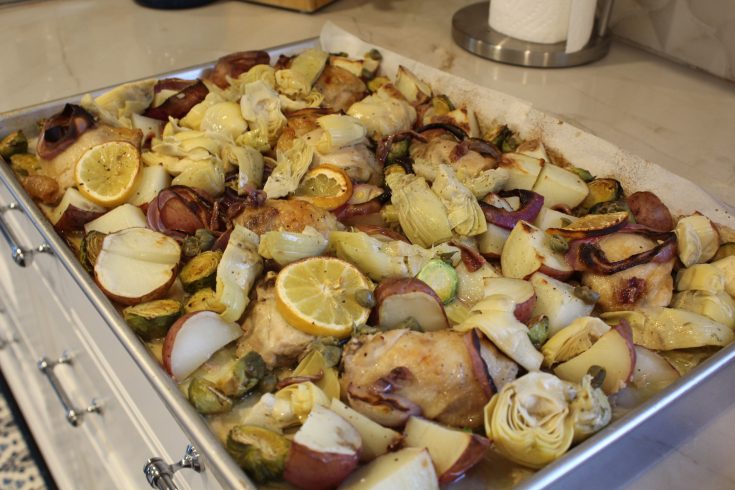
top-left (1, 0), bottom-right (735, 488)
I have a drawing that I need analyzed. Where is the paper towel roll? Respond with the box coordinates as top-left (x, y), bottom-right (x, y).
top-left (489, 0), bottom-right (598, 53)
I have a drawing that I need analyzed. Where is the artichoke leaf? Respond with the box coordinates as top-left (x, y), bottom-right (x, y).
top-left (346, 84), bottom-right (417, 139)
top-left (602, 307), bottom-right (735, 350)
top-left (275, 48), bottom-right (329, 97)
top-left (262, 138), bottom-right (314, 199)
top-left (216, 225), bottom-right (263, 323)
top-left (386, 172), bottom-right (452, 248)
top-left (456, 297), bottom-right (543, 372)
top-left (259, 226), bottom-right (328, 266)
top-left (432, 164), bottom-right (487, 236)
top-left (220, 143), bottom-right (264, 191)
top-left (315, 114), bottom-right (367, 154)
top-left (458, 166), bottom-right (510, 198)
top-left (80, 79), bottom-right (156, 128)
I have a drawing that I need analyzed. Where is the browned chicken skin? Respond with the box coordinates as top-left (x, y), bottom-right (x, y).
top-left (341, 329), bottom-right (492, 430)
top-left (232, 198), bottom-right (339, 235)
top-left (314, 65), bottom-right (367, 113)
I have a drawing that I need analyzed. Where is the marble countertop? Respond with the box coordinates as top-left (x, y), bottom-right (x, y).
top-left (1, 0), bottom-right (734, 488)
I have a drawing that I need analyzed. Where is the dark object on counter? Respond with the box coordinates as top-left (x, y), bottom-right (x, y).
top-left (135, 0), bottom-right (216, 9)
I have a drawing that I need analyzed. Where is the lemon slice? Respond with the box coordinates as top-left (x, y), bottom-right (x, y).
top-left (547, 211), bottom-right (628, 238)
top-left (293, 164), bottom-right (353, 210)
top-left (75, 141), bottom-right (141, 207)
top-left (275, 256), bottom-right (372, 337)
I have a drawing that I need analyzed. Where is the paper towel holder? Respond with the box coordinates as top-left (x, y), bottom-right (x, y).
top-left (452, 1), bottom-right (615, 68)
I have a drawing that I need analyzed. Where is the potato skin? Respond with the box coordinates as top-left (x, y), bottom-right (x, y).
top-left (626, 191), bottom-right (673, 231)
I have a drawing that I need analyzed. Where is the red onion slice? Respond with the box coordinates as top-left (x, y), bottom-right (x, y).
top-left (37, 104), bottom-right (96, 159)
top-left (566, 231), bottom-right (677, 275)
top-left (480, 190), bottom-right (544, 230)
top-left (143, 80), bottom-right (209, 121)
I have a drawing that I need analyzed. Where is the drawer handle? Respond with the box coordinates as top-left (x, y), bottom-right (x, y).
top-left (37, 352), bottom-right (102, 427)
top-left (0, 203), bottom-right (52, 267)
top-left (144, 445), bottom-right (203, 490)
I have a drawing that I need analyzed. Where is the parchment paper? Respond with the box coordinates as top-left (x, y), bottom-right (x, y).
top-left (319, 22), bottom-right (735, 227)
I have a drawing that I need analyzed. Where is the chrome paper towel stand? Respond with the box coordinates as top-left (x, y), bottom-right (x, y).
top-left (452, 1), bottom-right (615, 68)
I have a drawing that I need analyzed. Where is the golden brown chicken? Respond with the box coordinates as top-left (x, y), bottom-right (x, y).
top-left (232, 198), bottom-right (339, 236)
top-left (237, 274), bottom-right (313, 368)
top-left (314, 65), bottom-right (367, 113)
top-left (341, 329), bottom-right (493, 430)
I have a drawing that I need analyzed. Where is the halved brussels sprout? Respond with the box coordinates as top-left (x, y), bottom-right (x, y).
top-left (416, 258), bottom-right (459, 304)
top-left (80, 231), bottom-right (107, 272)
top-left (577, 178), bottom-right (624, 215)
top-left (188, 378), bottom-right (233, 414)
top-left (180, 250), bottom-right (223, 293)
top-left (226, 425), bottom-right (291, 483)
top-left (184, 288), bottom-right (226, 314)
top-left (0, 130), bottom-right (28, 161)
top-left (123, 299), bottom-right (182, 340)
top-left (181, 229), bottom-right (215, 258)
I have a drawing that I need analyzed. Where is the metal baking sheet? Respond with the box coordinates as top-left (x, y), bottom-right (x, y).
top-left (1, 30), bottom-right (735, 490)
top-left (0, 37), bottom-right (319, 490)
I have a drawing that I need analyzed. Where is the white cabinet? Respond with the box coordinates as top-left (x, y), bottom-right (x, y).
top-left (0, 183), bottom-right (219, 490)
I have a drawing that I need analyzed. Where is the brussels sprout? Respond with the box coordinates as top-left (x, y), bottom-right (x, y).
top-left (181, 229), bottom-right (216, 258)
top-left (0, 131), bottom-right (28, 161)
top-left (386, 139), bottom-right (410, 166)
top-left (417, 259), bottom-right (458, 304)
top-left (80, 231), bottom-right (107, 272)
top-left (578, 178), bottom-right (624, 215)
top-left (257, 372), bottom-right (278, 394)
top-left (364, 48), bottom-right (383, 61)
top-left (484, 124), bottom-right (520, 152)
top-left (123, 299), bottom-right (182, 340)
top-left (431, 94), bottom-right (455, 115)
top-left (528, 315), bottom-right (550, 349)
top-left (180, 250), bottom-right (222, 293)
top-left (221, 351), bottom-right (267, 398)
top-left (226, 425), bottom-right (290, 483)
top-left (9, 153), bottom-right (41, 177)
top-left (188, 378), bottom-right (233, 414)
top-left (184, 287), bottom-right (226, 314)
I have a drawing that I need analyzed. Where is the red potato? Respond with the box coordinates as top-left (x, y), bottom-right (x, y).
top-left (162, 311), bottom-right (242, 381)
top-left (339, 447), bottom-right (438, 490)
top-left (403, 416), bottom-right (490, 485)
top-left (463, 330), bottom-right (496, 398)
top-left (94, 228), bottom-right (180, 306)
top-left (626, 191), bottom-right (674, 232)
top-left (373, 277), bottom-right (450, 332)
top-left (47, 188), bottom-right (105, 232)
top-left (500, 221), bottom-right (573, 280)
top-left (554, 321), bottom-right (636, 394)
top-left (283, 405), bottom-right (362, 490)
top-left (330, 398), bottom-right (402, 462)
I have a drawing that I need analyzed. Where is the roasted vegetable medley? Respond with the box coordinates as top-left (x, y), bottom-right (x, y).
top-left (2, 44), bottom-right (735, 489)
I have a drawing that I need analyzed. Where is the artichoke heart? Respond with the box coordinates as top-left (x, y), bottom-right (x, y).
top-left (240, 80), bottom-right (287, 146)
top-left (275, 48), bottom-right (329, 97)
top-left (329, 230), bottom-right (460, 282)
top-left (215, 225), bottom-right (263, 322)
top-left (258, 226), bottom-right (328, 267)
top-left (81, 79), bottom-right (156, 128)
top-left (346, 84), bottom-right (417, 139)
top-left (542, 317), bottom-right (611, 368)
top-left (676, 214), bottom-right (719, 267)
top-left (315, 114), bottom-right (367, 154)
top-left (484, 372), bottom-right (576, 469)
top-left (262, 138), bottom-right (314, 199)
top-left (432, 164), bottom-right (487, 236)
top-left (386, 172), bottom-right (452, 248)
top-left (570, 374), bottom-right (612, 443)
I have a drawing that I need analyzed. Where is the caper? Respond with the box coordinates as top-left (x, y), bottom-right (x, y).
top-left (547, 234), bottom-right (570, 254)
top-left (587, 365), bottom-right (607, 389)
top-left (574, 286), bottom-right (601, 305)
top-left (355, 288), bottom-right (376, 308)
